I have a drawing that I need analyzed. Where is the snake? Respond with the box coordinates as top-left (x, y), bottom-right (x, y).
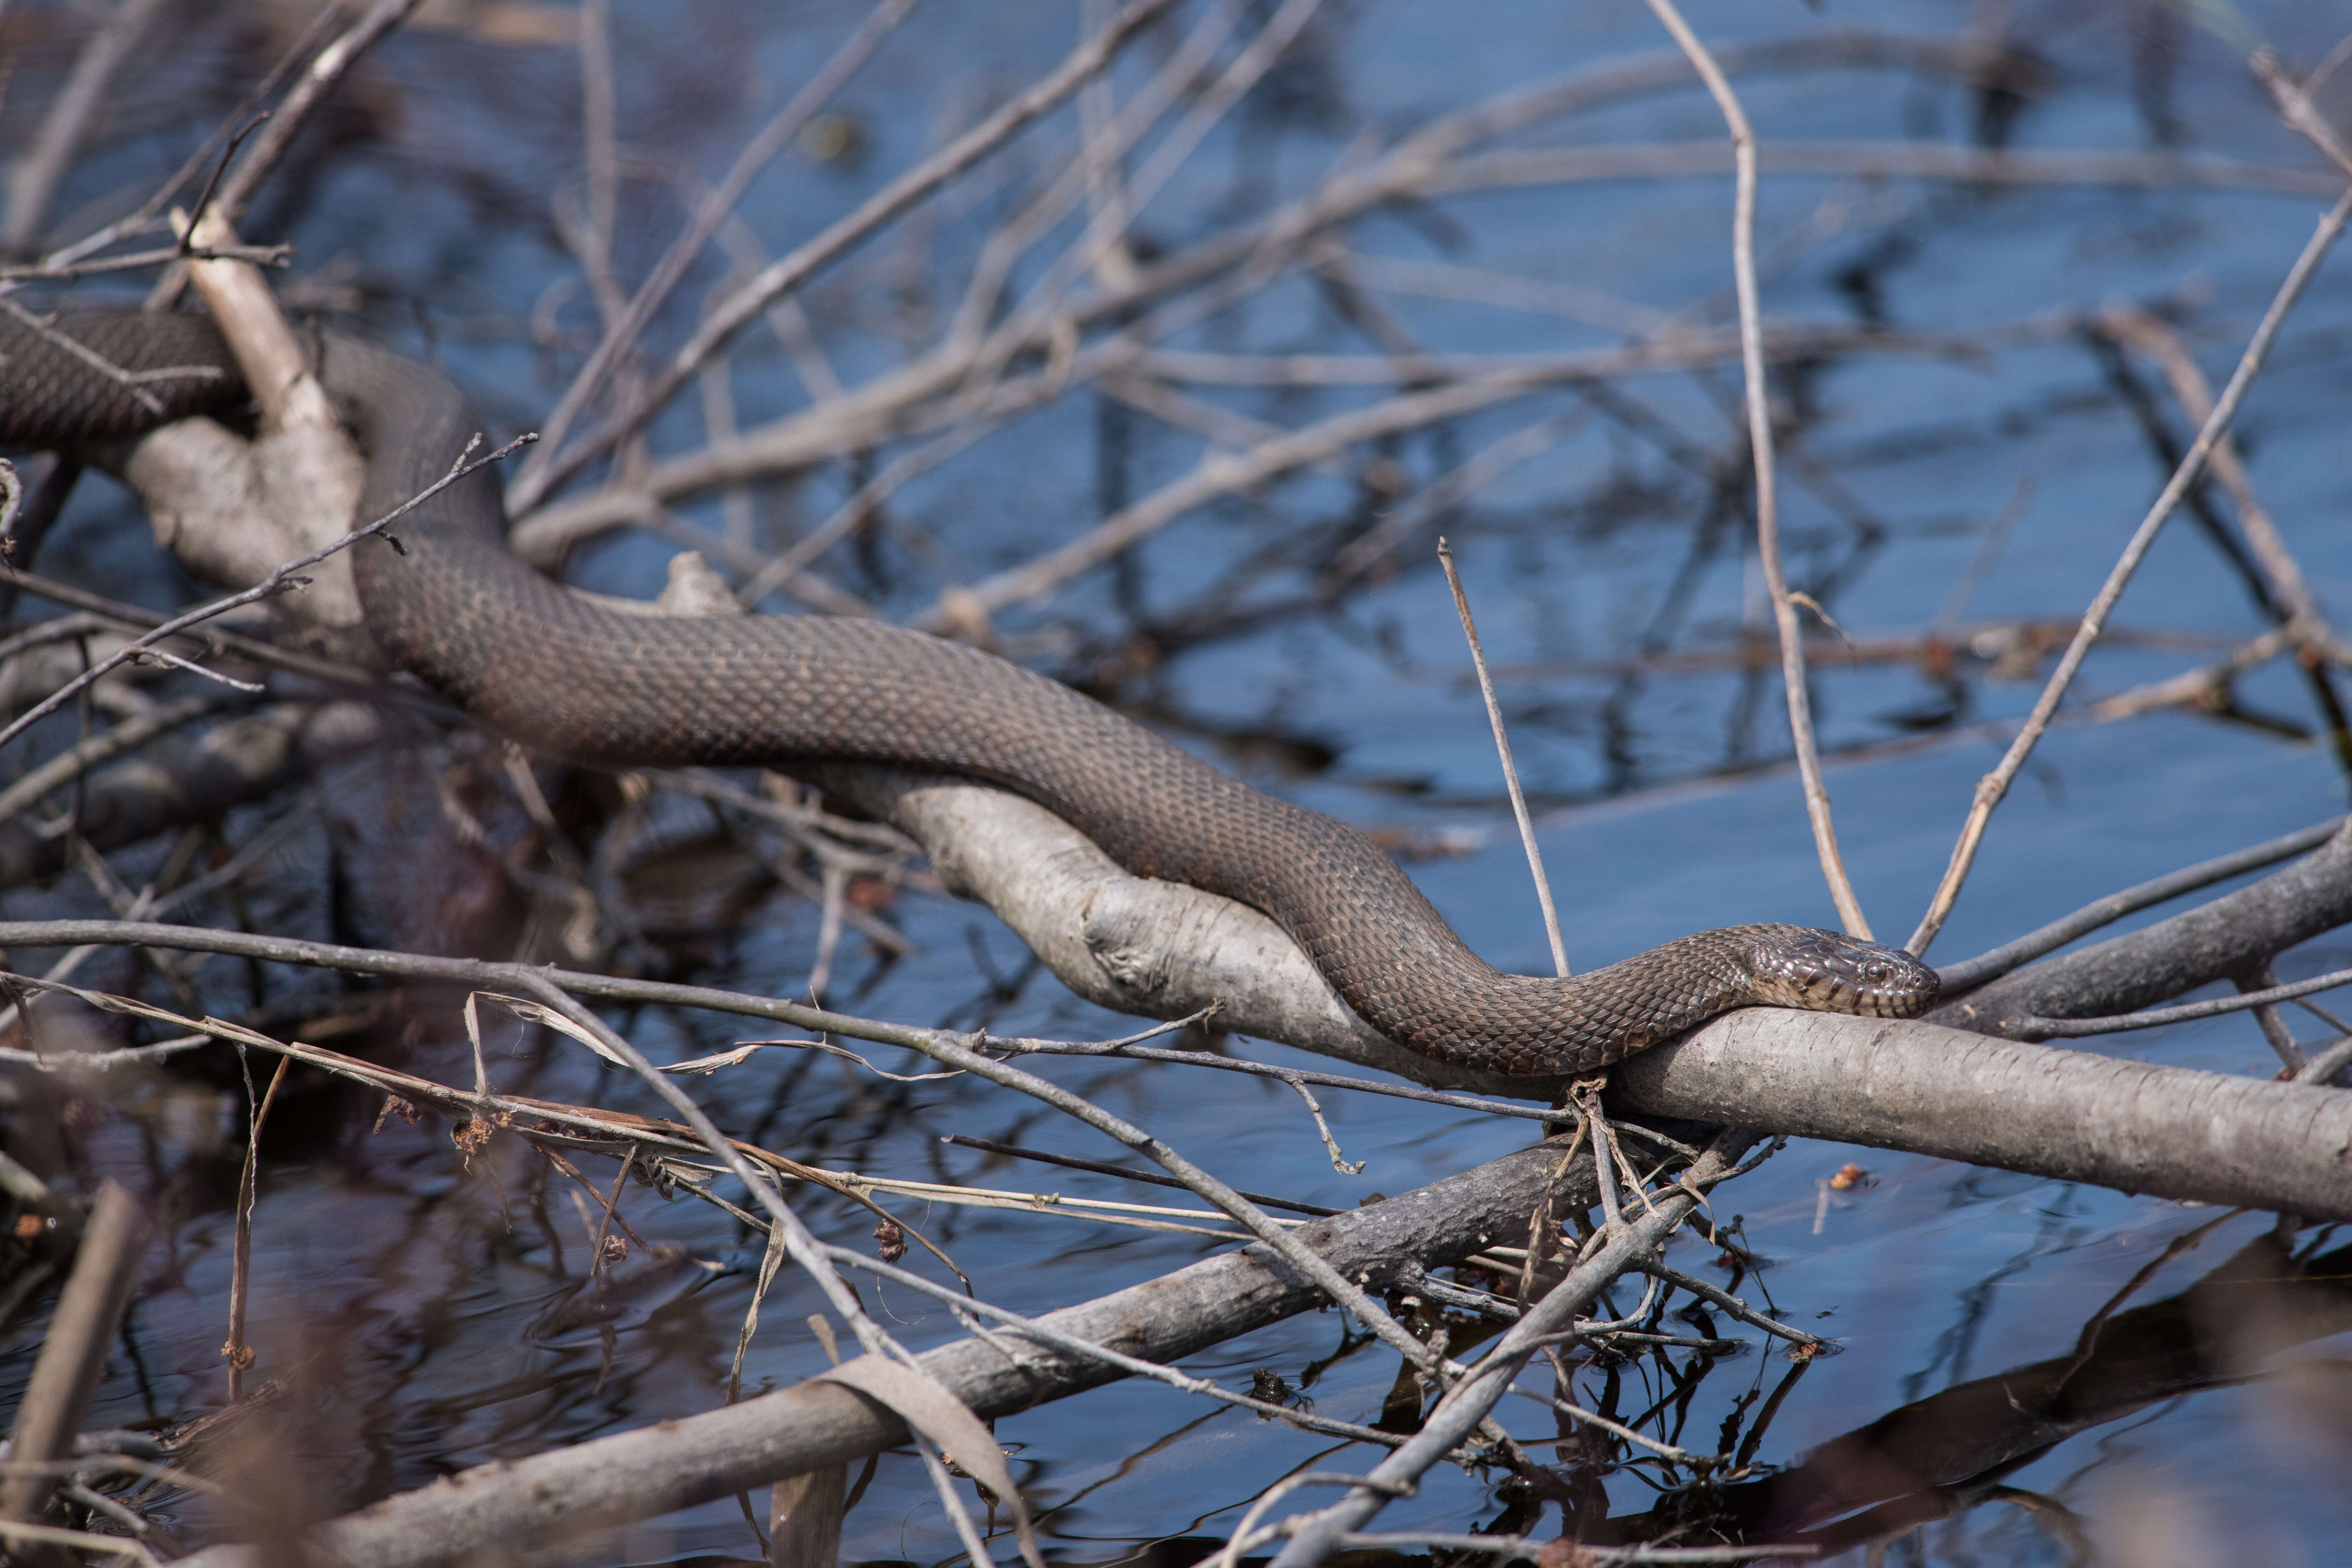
top-left (0, 309), bottom-right (1939, 1076)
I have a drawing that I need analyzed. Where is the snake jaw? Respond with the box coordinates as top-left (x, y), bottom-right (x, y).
top-left (1747, 927), bottom-right (1941, 1019)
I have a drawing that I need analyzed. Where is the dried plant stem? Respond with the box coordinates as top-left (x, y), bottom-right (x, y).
top-left (225, 1055), bottom-right (289, 1402)
top-left (1640, 0), bottom-right (1870, 939)
top-left (1437, 538), bottom-right (1567, 976)
top-left (1906, 182), bottom-right (2352, 955)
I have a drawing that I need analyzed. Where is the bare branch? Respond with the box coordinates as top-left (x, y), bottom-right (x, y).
top-left (1906, 182), bottom-right (2352, 955)
top-left (1642, 0), bottom-right (1870, 938)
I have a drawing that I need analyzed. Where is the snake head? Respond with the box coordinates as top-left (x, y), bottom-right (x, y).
top-left (1750, 927), bottom-right (1941, 1018)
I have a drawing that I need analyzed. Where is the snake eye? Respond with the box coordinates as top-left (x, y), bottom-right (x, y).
top-left (1861, 961), bottom-right (1889, 982)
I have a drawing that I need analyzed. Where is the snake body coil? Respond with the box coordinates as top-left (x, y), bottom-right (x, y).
top-left (0, 311), bottom-right (1939, 1075)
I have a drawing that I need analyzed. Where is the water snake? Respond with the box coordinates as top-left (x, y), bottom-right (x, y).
top-left (0, 309), bottom-right (1939, 1075)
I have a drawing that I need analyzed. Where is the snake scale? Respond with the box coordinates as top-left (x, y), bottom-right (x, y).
top-left (0, 310), bottom-right (1939, 1075)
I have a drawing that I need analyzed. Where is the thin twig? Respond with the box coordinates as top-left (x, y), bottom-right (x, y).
top-left (530, 0), bottom-right (921, 466)
top-left (0, 0), bottom-right (172, 254)
top-left (1906, 183), bottom-right (2352, 954)
top-left (1259, 1133), bottom-right (1758, 1568)
top-left (225, 1057), bottom-right (289, 1401)
top-left (1324, 1535), bottom-right (1811, 1565)
top-left (941, 1135), bottom-right (1341, 1216)
top-left (1641, 0), bottom-right (1871, 938)
top-left (0, 1183), bottom-right (148, 1537)
top-left (1437, 538), bottom-right (1567, 976)
top-left (204, 0), bottom-right (429, 230)
top-left (818, 1244), bottom-right (1433, 1452)
top-left (2013, 964), bottom-right (2352, 1037)
top-left (1636, 1262), bottom-right (1825, 1348)
top-left (504, 979), bottom-right (1027, 1563)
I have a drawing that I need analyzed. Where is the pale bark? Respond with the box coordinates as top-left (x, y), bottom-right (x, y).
top-left (807, 768), bottom-right (2352, 1218)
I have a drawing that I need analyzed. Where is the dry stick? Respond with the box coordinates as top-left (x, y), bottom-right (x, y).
top-left (156, 1138), bottom-right (1573, 1568)
top-left (224, 1056), bottom-right (289, 1402)
top-left (0, 1182), bottom-right (149, 1547)
top-left (204, 0), bottom-right (427, 230)
top-left (575, 0), bottom-right (624, 326)
top-left (1327, 1536), bottom-right (1809, 1565)
top-left (29, 1), bottom-right (336, 276)
top-left (2010, 963), bottom-right (2352, 1038)
top-left (512, 0), bottom-right (1184, 511)
top-left (820, 1244), bottom-right (1429, 1451)
top-left (1904, 182), bottom-right (2352, 956)
top-left (515, 320), bottom-right (1932, 566)
top-left (1437, 538), bottom-right (1567, 977)
top-left (945, 0), bottom-right (1248, 348)
top-left (865, 1028), bottom-right (1452, 1380)
top-left (1641, 0), bottom-right (1870, 939)
top-left (0, 431), bottom-right (531, 756)
top-left (512, 48), bottom-right (2326, 552)
top-left (0, 693), bottom-right (229, 823)
top-left (0, 568), bottom-right (406, 693)
top-left (947, 1040), bottom-right (1587, 1126)
top-left (2095, 305), bottom-right (2352, 771)
top-left (1634, 1262), bottom-right (1824, 1349)
top-left (0, 241), bottom-right (292, 285)
top-left (2294, 1033), bottom-right (2352, 1087)
top-left (961, 0), bottom-right (1330, 394)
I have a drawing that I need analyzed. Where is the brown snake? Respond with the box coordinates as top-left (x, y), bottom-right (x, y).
top-left (0, 311), bottom-right (1939, 1075)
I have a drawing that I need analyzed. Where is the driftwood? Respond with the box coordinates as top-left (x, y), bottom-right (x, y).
top-left (167, 1137), bottom-right (1590, 1568)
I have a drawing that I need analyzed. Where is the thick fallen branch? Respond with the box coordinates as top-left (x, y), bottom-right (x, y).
top-left (1605, 1010), bottom-right (2352, 1218)
top-left (168, 1136), bottom-right (1587, 1568)
top-left (803, 767), bottom-right (2352, 1217)
top-left (796, 765), bottom-right (1490, 1089)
